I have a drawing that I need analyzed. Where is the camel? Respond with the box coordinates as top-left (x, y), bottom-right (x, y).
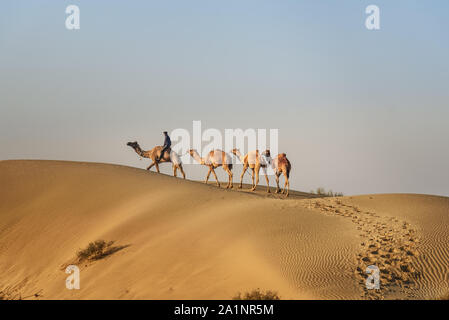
top-left (126, 141), bottom-right (185, 179)
top-left (189, 149), bottom-right (233, 188)
top-left (231, 149), bottom-right (271, 193)
top-left (271, 153), bottom-right (291, 197)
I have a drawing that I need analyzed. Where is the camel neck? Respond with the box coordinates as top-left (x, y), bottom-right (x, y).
top-left (191, 151), bottom-right (204, 164)
top-left (133, 145), bottom-right (145, 157)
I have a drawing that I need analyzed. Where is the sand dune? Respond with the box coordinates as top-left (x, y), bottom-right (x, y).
top-left (0, 160), bottom-right (448, 299)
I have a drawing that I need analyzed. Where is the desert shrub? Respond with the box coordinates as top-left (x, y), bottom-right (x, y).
top-left (232, 288), bottom-right (280, 300)
top-left (76, 240), bottom-right (115, 262)
top-left (310, 187), bottom-right (343, 197)
top-left (328, 190), bottom-right (344, 197)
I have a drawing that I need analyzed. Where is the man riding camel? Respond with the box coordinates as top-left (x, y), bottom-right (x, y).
top-left (156, 131), bottom-right (171, 162)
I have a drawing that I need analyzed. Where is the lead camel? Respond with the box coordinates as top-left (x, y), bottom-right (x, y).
top-left (127, 141), bottom-right (186, 179)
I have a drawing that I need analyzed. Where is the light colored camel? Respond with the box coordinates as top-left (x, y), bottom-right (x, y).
top-left (231, 149), bottom-right (271, 193)
top-left (189, 149), bottom-right (233, 188)
top-left (272, 153), bottom-right (291, 197)
top-left (127, 141), bottom-right (185, 179)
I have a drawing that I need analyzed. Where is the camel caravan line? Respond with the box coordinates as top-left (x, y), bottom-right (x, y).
top-left (127, 141), bottom-right (291, 197)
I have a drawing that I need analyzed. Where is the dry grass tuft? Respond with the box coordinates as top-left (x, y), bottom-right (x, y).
top-left (310, 187), bottom-right (344, 197)
top-left (232, 288), bottom-right (280, 300)
top-left (76, 240), bottom-right (127, 262)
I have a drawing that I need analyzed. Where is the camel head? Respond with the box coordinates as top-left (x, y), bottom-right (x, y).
top-left (262, 149), bottom-right (271, 157)
top-left (261, 149), bottom-right (272, 165)
top-left (188, 149), bottom-right (197, 157)
top-left (126, 141), bottom-right (139, 149)
top-left (231, 148), bottom-right (240, 156)
top-left (188, 149), bottom-right (205, 165)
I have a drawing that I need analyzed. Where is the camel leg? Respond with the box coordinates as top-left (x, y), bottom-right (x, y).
top-left (282, 170), bottom-right (289, 197)
top-left (147, 162), bottom-right (155, 171)
top-left (223, 166), bottom-right (229, 188)
top-left (252, 166), bottom-right (260, 191)
top-left (173, 165), bottom-right (177, 177)
top-left (239, 163), bottom-right (248, 189)
top-left (205, 167), bottom-right (212, 184)
top-left (179, 164), bottom-right (186, 179)
top-left (281, 171), bottom-right (285, 193)
top-left (224, 166), bottom-right (233, 189)
top-left (154, 161), bottom-right (160, 173)
top-left (211, 168), bottom-right (220, 187)
top-left (263, 167), bottom-right (270, 193)
top-left (229, 167), bottom-right (233, 188)
top-left (250, 168), bottom-right (255, 191)
top-left (275, 172), bottom-right (281, 193)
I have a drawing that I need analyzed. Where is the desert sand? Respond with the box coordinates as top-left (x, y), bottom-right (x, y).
top-left (0, 160), bottom-right (448, 300)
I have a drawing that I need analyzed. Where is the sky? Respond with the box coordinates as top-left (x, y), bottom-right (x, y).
top-left (1, 0), bottom-right (448, 196)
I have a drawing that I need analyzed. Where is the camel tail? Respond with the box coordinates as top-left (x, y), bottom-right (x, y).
top-left (286, 159), bottom-right (291, 178)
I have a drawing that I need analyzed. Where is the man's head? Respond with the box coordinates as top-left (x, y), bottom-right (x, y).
top-left (163, 131), bottom-right (168, 135)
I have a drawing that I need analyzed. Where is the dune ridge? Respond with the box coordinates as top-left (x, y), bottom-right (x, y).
top-left (0, 160), bottom-right (448, 299)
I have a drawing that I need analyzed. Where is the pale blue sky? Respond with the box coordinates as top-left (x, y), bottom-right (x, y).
top-left (1, 1), bottom-right (448, 196)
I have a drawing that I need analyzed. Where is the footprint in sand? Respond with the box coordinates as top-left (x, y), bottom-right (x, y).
top-left (299, 198), bottom-right (420, 300)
